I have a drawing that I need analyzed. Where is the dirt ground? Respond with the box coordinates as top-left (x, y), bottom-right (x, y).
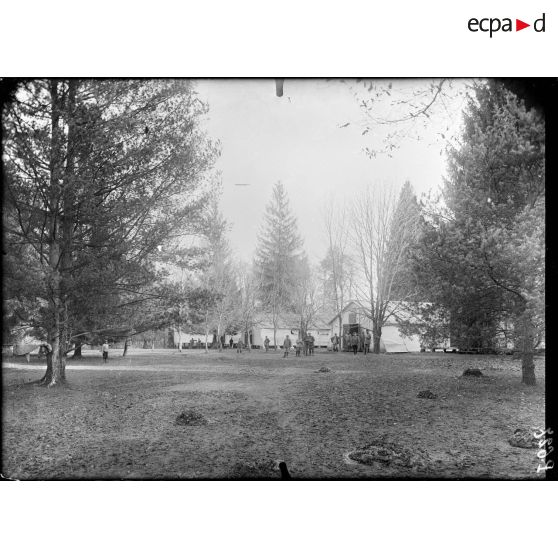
top-left (1, 348), bottom-right (546, 479)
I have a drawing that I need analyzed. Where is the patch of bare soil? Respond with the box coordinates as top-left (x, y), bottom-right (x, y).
top-left (175, 410), bottom-right (208, 426)
top-left (348, 437), bottom-right (432, 472)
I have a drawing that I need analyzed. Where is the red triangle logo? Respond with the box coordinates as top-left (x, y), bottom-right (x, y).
top-left (516, 19), bottom-right (530, 31)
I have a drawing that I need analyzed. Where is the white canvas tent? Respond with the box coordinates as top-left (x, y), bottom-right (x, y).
top-left (378, 324), bottom-right (421, 353)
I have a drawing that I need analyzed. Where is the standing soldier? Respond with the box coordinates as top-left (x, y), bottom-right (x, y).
top-left (364, 330), bottom-right (372, 355)
top-left (264, 336), bottom-right (270, 352)
top-left (296, 338), bottom-right (303, 357)
top-left (236, 338), bottom-right (243, 353)
top-left (102, 340), bottom-right (109, 363)
top-left (303, 332), bottom-right (311, 356)
top-left (350, 332), bottom-right (359, 356)
top-left (283, 335), bottom-right (292, 357)
top-left (229, 337), bottom-right (234, 349)
top-left (308, 332), bottom-right (315, 356)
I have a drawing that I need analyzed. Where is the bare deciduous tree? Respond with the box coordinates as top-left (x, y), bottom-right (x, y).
top-left (235, 267), bottom-right (260, 352)
top-left (321, 197), bottom-right (355, 348)
top-left (351, 184), bottom-right (420, 353)
top-left (293, 260), bottom-right (323, 340)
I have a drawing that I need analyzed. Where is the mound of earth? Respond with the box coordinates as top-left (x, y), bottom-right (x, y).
top-left (508, 428), bottom-right (539, 449)
top-left (175, 410), bottom-right (208, 426)
top-left (348, 439), bottom-right (431, 471)
top-left (316, 366), bottom-right (332, 373)
top-left (462, 368), bottom-right (483, 377)
top-left (417, 390), bottom-right (437, 399)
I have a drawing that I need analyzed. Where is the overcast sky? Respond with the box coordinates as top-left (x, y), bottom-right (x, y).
top-left (195, 79), bottom-right (472, 264)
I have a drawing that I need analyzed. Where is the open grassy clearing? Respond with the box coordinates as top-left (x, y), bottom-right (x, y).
top-left (2, 349), bottom-right (545, 479)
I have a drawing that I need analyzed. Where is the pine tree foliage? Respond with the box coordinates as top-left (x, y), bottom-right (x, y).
top-left (2, 79), bottom-right (218, 385)
top-left (404, 81), bottom-right (544, 384)
top-left (198, 192), bottom-right (236, 350)
top-left (254, 181), bottom-right (305, 346)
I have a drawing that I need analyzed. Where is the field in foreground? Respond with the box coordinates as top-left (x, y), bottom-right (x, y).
top-left (2, 349), bottom-right (545, 479)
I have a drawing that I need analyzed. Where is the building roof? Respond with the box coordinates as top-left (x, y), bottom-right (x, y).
top-left (326, 300), bottom-right (416, 326)
top-left (256, 312), bottom-right (330, 330)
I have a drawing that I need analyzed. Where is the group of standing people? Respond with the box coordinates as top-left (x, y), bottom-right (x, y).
top-left (345, 330), bottom-right (372, 355)
top-left (331, 331), bottom-right (373, 355)
top-left (281, 332), bottom-right (315, 358)
top-left (268, 330), bottom-right (373, 357)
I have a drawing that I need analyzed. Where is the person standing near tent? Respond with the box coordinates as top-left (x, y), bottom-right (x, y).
top-left (308, 333), bottom-right (315, 356)
top-left (101, 340), bottom-right (109, 363)
top-left (283, 335), bottom-right (292, 357)
top-left (304, 332), bottom-right (311, 356)
top-left (331, 333), bottom-right (339, 352)
top-left (229, 337), bottom-right (234, 349)
top-left (264, 336), bottom-right (270, 352)
top-left (364, 330), bottom-right (372, 355)
top-left (350, 332), bottom-right (359, 356)
top-left (236, 338), bottom-right (243, 353)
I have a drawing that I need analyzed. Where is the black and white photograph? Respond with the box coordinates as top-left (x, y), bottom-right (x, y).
top-left (1, 77), bottom-right (547, 480)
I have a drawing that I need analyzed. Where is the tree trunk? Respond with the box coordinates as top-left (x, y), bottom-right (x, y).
top-left (38, 80), bottom-right (67, 387)
top-left (372, 323), bottom-right (382, 354)
top-left (72, 341), bottom-right (82, 359)
top-left (338, 315), bottom-right (343, 350)
top-left (204, 311), bottom-right (209, 353)
top-left (40, 346), bottom-right (67, 386)
top-left (39, 324), bottom-right (67, 387)
top-left (122, 337), bottom-right (130, 357)
top-left (521, 315), bottom-right (536, 386)
top-left (217, 323), bottom-right (223, 352)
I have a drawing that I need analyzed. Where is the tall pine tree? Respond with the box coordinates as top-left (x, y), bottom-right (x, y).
top-left (2, 79), bottom-right (218, 386)
top-left (254, 181), bottom-right (304, 348)
top-left (404, 81), bottom-right (544, 384)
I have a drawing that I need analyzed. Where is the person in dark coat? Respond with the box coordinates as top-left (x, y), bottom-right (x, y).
top-left (283, 335), bottom-right (292, 357)
top-left (359, 330), bottom-right (366, 352)
top-left (304, 332), bottom-right (311, 356)
top-left (350, 332), bottom-right (359, 355)
top-left (331, 334), bottom-right (339, 352)
top-left (308, 333), bottom-right (315, 356)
